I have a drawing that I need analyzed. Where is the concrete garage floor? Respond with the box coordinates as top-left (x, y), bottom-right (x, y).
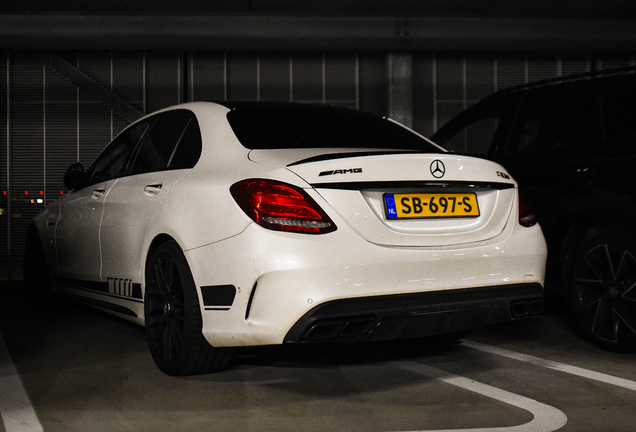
top-left (1, 281), bottom-right (635, 432)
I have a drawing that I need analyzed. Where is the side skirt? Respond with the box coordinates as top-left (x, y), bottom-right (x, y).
top-left (53, 277), bottom-right (144, 324)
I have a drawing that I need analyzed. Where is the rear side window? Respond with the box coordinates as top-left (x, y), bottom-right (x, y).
top-left (507, 89), bottom-right (597, 155)
top-left (434, 102), bottom-right (510, 155)
top-left (129, 110), bottom-right (202, 175)
top-left (227, 104), bottom-right (441, 152)
top-left (88, 119), bottom-right (151, 185)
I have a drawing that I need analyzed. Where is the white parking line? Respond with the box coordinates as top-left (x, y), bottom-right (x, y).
top-left (463, 340), bottom-right (636, 392)
top-left (0, 332), bottom-right (44, 432)
top-left (393, 359), bottom-right (568, 432)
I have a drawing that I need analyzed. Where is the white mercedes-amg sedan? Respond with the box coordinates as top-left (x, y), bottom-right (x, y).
top-left (25, 101), bottom-right (547, 375)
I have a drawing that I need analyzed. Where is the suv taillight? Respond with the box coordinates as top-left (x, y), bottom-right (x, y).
top-left (230, 179), bottom-right (337, 234)
top-left (518, 190), bottom-right (537, 227)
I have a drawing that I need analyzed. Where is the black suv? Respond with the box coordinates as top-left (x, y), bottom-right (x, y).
top-left (432, 67), bottom-right (636, 353)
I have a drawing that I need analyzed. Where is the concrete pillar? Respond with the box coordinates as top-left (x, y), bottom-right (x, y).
top-left (387, 52), bottom-right (413, 128)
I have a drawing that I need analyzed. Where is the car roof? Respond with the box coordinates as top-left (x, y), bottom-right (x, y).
top-left (475, 65), bottom-right (636, 105)
top-left (432, 65), bottom-right (636, 140)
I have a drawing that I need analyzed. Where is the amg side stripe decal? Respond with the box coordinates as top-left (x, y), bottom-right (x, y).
top-left (56, 278), bottom-right (236, 311)
top-left (108, 278), bottom-right (139, 298)
top-left (55, 277), bottom-right (143, 302)
top-left (65, 293), bottom-right (138, 317)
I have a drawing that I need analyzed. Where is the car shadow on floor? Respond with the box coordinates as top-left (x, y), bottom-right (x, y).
top-left (232, 334), bottom-right (469, 370)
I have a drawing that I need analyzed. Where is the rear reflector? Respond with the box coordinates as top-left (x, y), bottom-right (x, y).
top-left (230, 179), bottom-right (337, 234)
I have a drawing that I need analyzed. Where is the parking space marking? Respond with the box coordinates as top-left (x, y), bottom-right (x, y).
top-left (464, 340), bottom-right (636, 392)
top-left (0, 333), bottom-right (44, 432)
top-left (393, 359), bottom-right (568, 432)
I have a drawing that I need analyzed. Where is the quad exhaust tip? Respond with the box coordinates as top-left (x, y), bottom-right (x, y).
top-left (511, 298), bottom-right (544, 318)
top-left (302, 316), bottom-right (375, 341)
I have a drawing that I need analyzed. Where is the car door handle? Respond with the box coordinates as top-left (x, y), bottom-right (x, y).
top-left (91, 189), bottom-right (106, 199)
top-left (144, 184), bottom-right (163, 195)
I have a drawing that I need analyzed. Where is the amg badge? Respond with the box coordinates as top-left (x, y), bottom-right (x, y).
top-left (319, 168), bottom-right (363, 177)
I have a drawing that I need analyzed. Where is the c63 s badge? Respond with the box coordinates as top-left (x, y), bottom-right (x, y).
top-left (497, 171), bottom-right (510, 179)
top-left (319, 168), bottom-right (363, 177)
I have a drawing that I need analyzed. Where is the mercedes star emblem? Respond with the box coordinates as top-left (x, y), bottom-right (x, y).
top-left (430, 159), bottom-right (445, 178)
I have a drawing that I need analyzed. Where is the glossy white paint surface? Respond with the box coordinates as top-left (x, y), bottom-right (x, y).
top-left (54, 179), bottom-right (117, 280)
top-left (99, 170), bottom-right (188, 283)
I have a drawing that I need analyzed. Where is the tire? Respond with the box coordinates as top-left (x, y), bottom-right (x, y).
top-left (567, 228), bottom-right (636, 353)
top-left (23, 227), bottom-right (54, 303)
top-left (144, 240), bottom-right (234, 375)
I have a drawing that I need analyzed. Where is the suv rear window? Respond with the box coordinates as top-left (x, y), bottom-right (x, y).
top-left (602, 86), bottom-right (636, 139)
top-left (226, 104), bottom-right (441, 152)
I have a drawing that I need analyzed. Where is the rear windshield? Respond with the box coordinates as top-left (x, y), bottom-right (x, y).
top-left (226, 104), bottom-right (441, 152)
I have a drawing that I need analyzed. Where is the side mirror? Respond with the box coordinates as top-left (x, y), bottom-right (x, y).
top-left (64, 162), bottom-right (86, 191)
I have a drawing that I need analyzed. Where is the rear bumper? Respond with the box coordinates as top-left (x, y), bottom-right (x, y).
top-left (185, 217), bottom-right (547, 347)
top-left (284, 283), bottom-right (543, 343)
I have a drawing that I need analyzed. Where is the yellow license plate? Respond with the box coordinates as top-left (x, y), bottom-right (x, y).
top-left (384, 193), bottom-right (480, 219)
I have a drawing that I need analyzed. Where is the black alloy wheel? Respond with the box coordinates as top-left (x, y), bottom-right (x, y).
top-left (569, 229), bottom-right (636, 353)
top-left (144, 240), bottom-right (234, 375)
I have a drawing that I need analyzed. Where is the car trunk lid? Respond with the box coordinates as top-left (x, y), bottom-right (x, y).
top-left (251, 150), bottom-right (517, 247)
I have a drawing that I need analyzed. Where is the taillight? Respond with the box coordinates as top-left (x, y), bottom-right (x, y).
top-left (518, 190), bottom-right (537, 227)
top-left (230, 179), bottom-right (337, 234)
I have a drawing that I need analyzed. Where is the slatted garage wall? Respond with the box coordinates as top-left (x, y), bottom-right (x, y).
top-left (1, 50), bottom-right (634, 278)
top-left (412, 53), bottom-right (636, 138)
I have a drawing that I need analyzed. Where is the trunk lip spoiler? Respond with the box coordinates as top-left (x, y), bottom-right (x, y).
top-left (286, 150), bottom-right (434, 167)
top-left (310, 180), bottom-right (515, 191)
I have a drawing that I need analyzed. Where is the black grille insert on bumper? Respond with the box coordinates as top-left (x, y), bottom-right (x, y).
top-left (284, 283), bottom-right (543, 343)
